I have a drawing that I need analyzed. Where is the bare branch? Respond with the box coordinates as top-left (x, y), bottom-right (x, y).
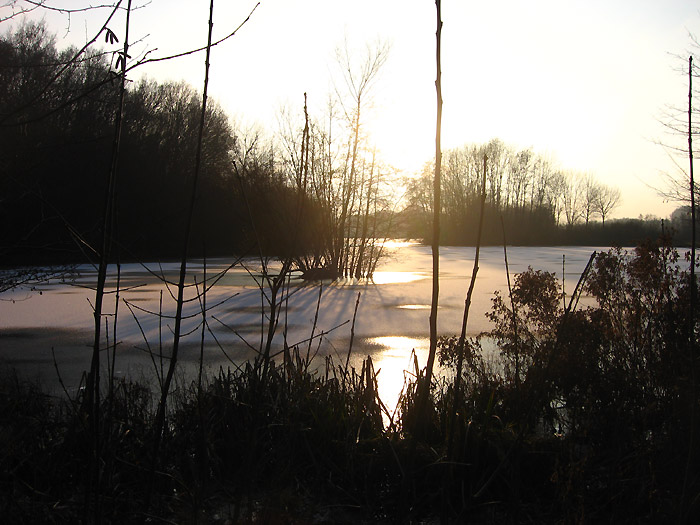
top-left (131, 2), bottom-right (259, 67)
top-left (21, 0), bottom-right (125, 14)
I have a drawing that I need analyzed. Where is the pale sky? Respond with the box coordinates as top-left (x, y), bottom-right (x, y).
top-left (7, 0), bottom-right (700, 219)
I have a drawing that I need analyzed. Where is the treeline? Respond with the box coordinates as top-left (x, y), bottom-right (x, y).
top-left (0, 22), bottom-right (394, 273)
top-left (1, 22), bottom-right (249, 263)
top-left (398, 139), bottom-right (659, 246)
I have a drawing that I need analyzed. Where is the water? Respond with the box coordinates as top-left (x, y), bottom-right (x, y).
top-left (0, 242), bottom-right (602, 411)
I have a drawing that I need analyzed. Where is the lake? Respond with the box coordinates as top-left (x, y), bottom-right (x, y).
top-left (0, 242), bottom-right (602, 411)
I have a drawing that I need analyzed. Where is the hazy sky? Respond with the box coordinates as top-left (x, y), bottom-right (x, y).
top-left (9, 0), bottom-right (700, 219)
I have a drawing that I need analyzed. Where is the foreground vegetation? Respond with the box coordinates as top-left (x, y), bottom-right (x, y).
top-left (2, 240), bottom-right (698, 523)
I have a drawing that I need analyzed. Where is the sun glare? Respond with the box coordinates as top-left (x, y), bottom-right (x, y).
top-left (378, 239), bottom-right (420, 249)
top-left (367, 336), bottom-right (429, 420)
top-left (397, 304), bottom-right (431, 310)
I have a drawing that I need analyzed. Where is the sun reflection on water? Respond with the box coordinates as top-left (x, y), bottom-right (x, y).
top-left (366, 336), bottom-right (429, 423)
top-left (396, 304), bottom-right (431, 310)
top-left (376, 239), bottom-right (420, 249)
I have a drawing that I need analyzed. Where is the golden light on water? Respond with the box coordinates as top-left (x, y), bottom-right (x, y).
top-left (371, 271), bottom-right (425, 285)
top-left (370, 336), bottom-right (425, 356)
top-left (367, 336), bottom-right (428, 421)
top-left (397, 304), bottom-right (431, 310)
top-left (377, 239), bottom-right (420, 249)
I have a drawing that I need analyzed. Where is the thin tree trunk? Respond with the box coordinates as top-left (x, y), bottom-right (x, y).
top-left (355, 151), bottom-right (375, 278)
top-left (682, 53), bottom-right (698, 522)
top-left (86, 3), bottom-right (132, 521)
top-left (403, 13), bottom-right (442, 516)
top-left (422, 0), bottom-right (443, 409)
top-left (157, 0), bottom-right (214, 434)
top-left (341, 93), bottom-right (365, 276)
top-left (447, 154), bottom-right (487, 458)
top-left (501, 215), bottom-right (520, 388)
top-left (143, 0), bottom-right (215, 516)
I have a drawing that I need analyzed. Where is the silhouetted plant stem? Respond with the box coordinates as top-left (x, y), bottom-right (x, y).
top-left (144, 0), bottom-right (215, 516)
top-left (52, 346), bottom-right (74, 411)
top-left (562, 254), bottom-right (566, 309)
top-left (355, 152), bottom-right (376, 278)
top-left (306, 283), bottom-right (323, 365)
top-left (565, 252), bottom-right (596, 313)
top-left (344, 291), bottom-right (362, 375)
top-left (159, 289), bottom-right (164, 382)
top-left (501, 214), bottom-right (520, 388)
top-left (403, 5), bottom-right (441, 518)
top-left (194, 251), bottom-right (208, 517)
top-left (157, 0), bottom-right (213, 414)
top-left (198, 252), bottom-right (207, 397)
top-left (690, 55), bottom-right (696, 325)
top-left (106, 260), bottom-right (120, 429)
top-left (88, 0), bottom-right (131, 416)
top-left (85, 2), bottom-right (131, 521)
top-left (448, 154), bottom-right (487, 459)
top-left (682, 53), bottom-right (699, 522)
top-left (420, 0), bottom-right (443, 425)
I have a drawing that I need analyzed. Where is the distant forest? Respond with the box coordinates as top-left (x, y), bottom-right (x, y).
top-left (397, 140), bottom-right (693, 247)
top-left (0, 23), bottom-right (689, 267)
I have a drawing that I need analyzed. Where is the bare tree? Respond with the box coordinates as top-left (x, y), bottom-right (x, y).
top-left (655, 37), bottom-right (700, 212)
top-left (563, 171), bottom-right (584, 227)
top-left (547, 170), bottom-right (567, 225)
top-left (506, 149), bottom-right (532, 209)
top-left (484, 138), bottom-right (511, 210)
top-left (594, 184), bottom-right (622, 226)
top-left (332, 38), bottom-right (390, 276)
top-left (274, 39), bottom-right (392, 279)
top-left (581, 173), bottom-right (601, 226)
top-left (531, 153), bottom-right (556, 210)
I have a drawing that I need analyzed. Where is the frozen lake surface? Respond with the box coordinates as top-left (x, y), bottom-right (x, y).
top-left (0, 242), bottom-right (602, 410)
